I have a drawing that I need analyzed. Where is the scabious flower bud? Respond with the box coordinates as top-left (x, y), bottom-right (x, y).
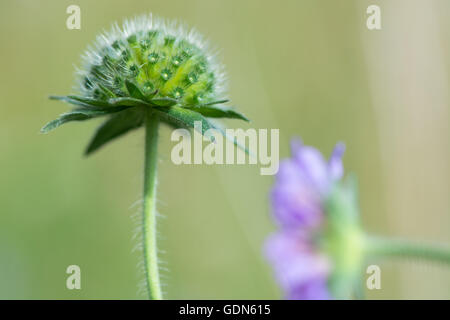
top-left (78, 15), bottom-right (226, 106)
top-left (42, 14), bottom-right (248, 154)
top-left (265, 140), bottom-right (364, 300)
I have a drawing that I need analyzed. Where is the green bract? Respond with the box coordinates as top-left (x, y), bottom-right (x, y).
top-left (42, 14), bottom-right (249, 155)
top-left (322, 176), bottom-right (364, 299)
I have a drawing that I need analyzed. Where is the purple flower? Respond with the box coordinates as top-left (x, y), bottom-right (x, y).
top-left (265, 231), bottom-right (331, 300)
top-left (271, 140), bottom-right (345, 230)
top-left (265, 140), bottom-right (345, 300)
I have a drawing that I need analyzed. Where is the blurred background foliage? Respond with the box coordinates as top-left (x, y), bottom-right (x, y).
top-left (0, 0), bottom-right (449, 299)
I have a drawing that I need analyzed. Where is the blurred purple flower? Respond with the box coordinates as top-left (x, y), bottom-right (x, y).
top-left (265, 230), bottom-right (331, 300)
top-left (271, 140), bottom-right (345, 230)
top-left (265, 140), bottom-right (345, 300)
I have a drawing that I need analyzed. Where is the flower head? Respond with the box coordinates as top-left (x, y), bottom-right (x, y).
top-left (41, 14), bottom-right (248, 154)
top-left (77, 15), bottom-right (225, 106)
top-left (271, 140), bottom-right (345, 230)
top-left (265, 139), bottom-right (363, 300)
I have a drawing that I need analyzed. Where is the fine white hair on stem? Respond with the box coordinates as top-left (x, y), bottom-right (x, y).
top-left (131, 198), bottom-right (168, 298)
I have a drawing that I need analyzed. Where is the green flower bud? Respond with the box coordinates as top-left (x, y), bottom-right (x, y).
top-left (77, 15), bottom-right (226, 107)
top-left (42, 14), bottom-right (249, 155)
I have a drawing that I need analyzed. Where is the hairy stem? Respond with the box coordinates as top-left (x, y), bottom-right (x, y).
top-left (142, 109), bottom-right (162, 300)
top-left (366, 235), bottom-right (450, 265)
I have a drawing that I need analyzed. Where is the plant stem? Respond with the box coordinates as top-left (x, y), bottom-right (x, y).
top-left (365, 235), bottom-right (450, 265)
top-left (142, 109), bottom-right (162, 300)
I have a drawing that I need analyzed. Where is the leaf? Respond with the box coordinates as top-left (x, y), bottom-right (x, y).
top-left (125, 80), bottom-right (146, 100)
top-left (85, 109), bottom-right (144, 155)
top-left (190, 105), bottom-right (249, 122)
top-left (150, 97), bottom-right (179, 107)
top-left (108, 97), bottom-right (152, 107)
top-left (40, 108), bottom-right (129, 134)
top-left (154, 106), bottom-right (215, 140)
top-left (197, 99), bottom-right (230, 107)
top-left (50, 95), bottom-right (112, 108)
top-left (156, 107), bottom-right (252, 151)
top-left (41, 113), bottom-right (90, 133)
top-left (41, 112), bottom-right (95, 133)
top-left (185, 99), bottom-right (230, 108)
top-left (51, 95), bottom-right (142, 110)
top-left (207, 119), bottom-right (252, 156)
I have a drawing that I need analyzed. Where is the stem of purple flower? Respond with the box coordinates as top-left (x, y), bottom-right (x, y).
top-left (365, 235), bottom-right (450, 265)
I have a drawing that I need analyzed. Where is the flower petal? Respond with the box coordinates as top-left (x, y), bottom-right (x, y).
top-left (288, 279), bottom-right (332, 300)
top-left (328, 142), bottom-right (346, 181)
top-left (271, 159), bottom-right (323, 229)
top-left (265, 231), bottom-right (331, 299)
top-left (292, 144), bottom-right (329, 194)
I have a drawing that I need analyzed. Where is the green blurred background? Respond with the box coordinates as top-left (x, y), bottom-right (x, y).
top-left (0, 0), bottom-right (449, 299)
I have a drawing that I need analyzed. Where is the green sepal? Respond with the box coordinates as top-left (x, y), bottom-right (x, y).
top-left (150, 97), bottom-right (179, 107)
top-left (326, 174), bottom-right (360, 224)
top-left (41, 107), bottom-right (131, 133)
top-left (154, 106), bottom-right (215, 140)
top-left (50, 95), bottom-right (113, 108)
top-left (85, 109), bottom-right (144, 155)
top-left (41, 110), bottom-right (103, 133)
top-left (51, 94), bottom-right (150, 109)
top-left (206, 119), bottom-right (251, 155)
top-left (109, 95), bottom-right (177, 108)
top-left (186, 99), bottom-right (230, 107)
top-left (125, 80), bottom-right (146, 101)
top-left (190, 105), bottom-right (249, 122)
top-left (107, 97), bottom-right (152, 107)
top-left (155, 107), bottom-right (251, 151)
top-left (41, 113), bottom-right (91, 133)
top-left (323, 175), bottom-right (363, 300)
